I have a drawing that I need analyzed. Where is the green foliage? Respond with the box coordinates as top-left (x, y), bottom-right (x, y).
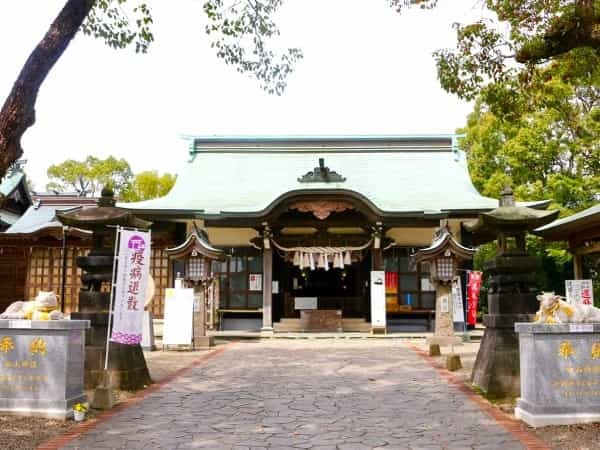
top-left (81, 1), bottom-right (154, 53)
top-left (435, 0), bottom-right (600, 101)
top-left (120, 170), bottom-right (176, 202)
top-left (462, 50), bottom-right (599, 295)
top-left (46, 156), bottom-right (133, 197)
top-left (459, 52), bottom-right (600, 215)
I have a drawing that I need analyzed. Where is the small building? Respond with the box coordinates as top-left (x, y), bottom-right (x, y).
top-left (123, 135), bottom-right (541, 331)
top-left (535, 203), bottom-right (599, 287)
top-left (0, 168), bottom-right (32, 231)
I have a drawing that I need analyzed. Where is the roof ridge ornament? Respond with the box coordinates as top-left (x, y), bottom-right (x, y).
top-left (298, 158), bottom-right (346, 183)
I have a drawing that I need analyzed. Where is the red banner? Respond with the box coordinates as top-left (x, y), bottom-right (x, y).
top-left (385, 272), bottom-right (398, 294)
top-left (467, 271), bottom-right (483, 326)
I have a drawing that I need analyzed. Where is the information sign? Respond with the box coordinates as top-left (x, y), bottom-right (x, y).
top-left (162, 288), bottom-right (194, 345)
top-left (370, 271), bottom-right (386, 330)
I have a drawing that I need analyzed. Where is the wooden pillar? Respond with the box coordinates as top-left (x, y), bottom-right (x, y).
top-left (262, 247), bottom-right (273, 331)
top-left (573, 253), bottom-right (583, 279)
top-left (371, 248), bottom-right (383, 271)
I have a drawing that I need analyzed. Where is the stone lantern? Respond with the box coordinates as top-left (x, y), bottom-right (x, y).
top-left (414, 224), bottom-right (475, 346)
top-left (56, 187), bottom-right (152, 391)
top-left (165, 223), bottom-right (223, 348)
top-left (465, 187), bottom-right (558, 397)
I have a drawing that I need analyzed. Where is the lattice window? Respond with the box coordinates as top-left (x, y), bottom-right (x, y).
top-left (149, 247), bottom-right (169, 317)
top-left (26, 247), bottom-right (87, 313)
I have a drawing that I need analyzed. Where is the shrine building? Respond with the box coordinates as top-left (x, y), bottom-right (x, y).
top-left (122, 135), bottom-right (524, 332)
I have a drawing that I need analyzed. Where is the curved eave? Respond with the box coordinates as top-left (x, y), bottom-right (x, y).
top-left (166, 233), bottom-right (224, 260)
top-left (0, 226), bottom-right (92, 241)
top-left (124, 188), bottom-right (506, 222)
top-left (414, 233), bottom-right (475, 263)
top-left (56, 211), bottom-right (152, 230)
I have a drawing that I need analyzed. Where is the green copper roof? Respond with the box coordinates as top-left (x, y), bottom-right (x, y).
top-left (122, 136), bottom-right (504, 217)
top-left (534, 203), bottom-right (600, 240)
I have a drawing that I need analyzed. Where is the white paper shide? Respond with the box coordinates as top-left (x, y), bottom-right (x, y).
top-left (111, 229), bottom-right (151, 345)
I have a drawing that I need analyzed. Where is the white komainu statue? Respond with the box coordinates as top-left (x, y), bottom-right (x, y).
top-left (535, 291), bottom-right (600, 324)
top-left (0, 291), bottom-right (64, 320)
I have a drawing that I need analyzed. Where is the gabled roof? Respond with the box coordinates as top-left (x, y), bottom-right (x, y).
top-left (122, 135), bottom-right (510, 219)
top-left (0, 170), bottom-right (33, 218)
top-left (534, 203), bottom-right (600, 241)
top-left (166, 223), bottom-right (224, 260)
top-left (414, 227), bottom-right (475, 263)
top-left (3, 195), bottom-right (98, 239)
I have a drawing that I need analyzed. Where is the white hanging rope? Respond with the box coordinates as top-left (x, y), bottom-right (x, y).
top-left (270, 238), bottom-right (374, 253)
top-left (270, 238), bottom-right (374, 270)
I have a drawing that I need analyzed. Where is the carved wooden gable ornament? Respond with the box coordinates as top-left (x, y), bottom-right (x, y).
top-left (289, 200), bottom-right (354, 220)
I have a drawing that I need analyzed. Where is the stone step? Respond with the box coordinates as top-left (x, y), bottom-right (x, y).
top-left (273, 318), bottom-right (371, 332)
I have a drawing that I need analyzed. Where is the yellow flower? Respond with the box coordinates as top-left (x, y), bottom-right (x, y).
top-left (0, 336), bottom-right (14, 353)
top-left (73, 403), bottom-right (88, 412)
top-left (558, 341), bottom-right (575, 359)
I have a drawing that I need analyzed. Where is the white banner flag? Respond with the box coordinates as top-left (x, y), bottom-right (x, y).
top-left (111, 229), bottom-right (151, 345)
top-left (452, 277), bottom-right (465, 323)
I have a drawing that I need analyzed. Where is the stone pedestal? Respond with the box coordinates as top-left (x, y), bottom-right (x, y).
top-left (195, 336), bottom-right (215, 349)
top-left (73, 311), bottom-right (151, 390)
top-left (515, 323), bottom-right (600, 427)
top-left (0, 320), bottom-right (89, 419)
top-left (427, 284), bottom-right (461, 346)
top-left (471, 256), bottom-right (538, 397)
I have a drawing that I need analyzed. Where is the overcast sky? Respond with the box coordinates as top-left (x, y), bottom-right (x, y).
top-left (0, 0), bottom-right (485, 189)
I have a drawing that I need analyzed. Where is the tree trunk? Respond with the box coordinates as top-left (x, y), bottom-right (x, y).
top-left (0, 0), bottom-right (93, 179)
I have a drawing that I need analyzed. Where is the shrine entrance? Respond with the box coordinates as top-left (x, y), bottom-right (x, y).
top-left (272, 249), bottom-right (372, 324)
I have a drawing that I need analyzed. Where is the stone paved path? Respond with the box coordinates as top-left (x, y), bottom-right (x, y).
top-left (63, 340), bottom-right (525, 450)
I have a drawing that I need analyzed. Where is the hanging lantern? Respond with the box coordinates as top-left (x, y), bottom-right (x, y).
top-left (187, 251), bottom-right (210, 282)
top-left (166, 223), bottom-right (224, 284)
top-left (414, 226), bottom-right (474, 284)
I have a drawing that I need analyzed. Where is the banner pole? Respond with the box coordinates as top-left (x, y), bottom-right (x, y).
top-left (104, 225), bottom-right (122, 372)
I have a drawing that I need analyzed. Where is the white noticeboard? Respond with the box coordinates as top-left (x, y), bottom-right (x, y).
top-left (162, 288), bottom-right (194, 345)
top-left (370, 271), bottom-right (386, 329)
top-left (294, 297), bottom-right (317, 310)
top-left (249, 273), bottom-right (262, 291)
top-left (451, 277), bottom-right (465, 323)
top-left (566, 279), bottom-right (594, 306)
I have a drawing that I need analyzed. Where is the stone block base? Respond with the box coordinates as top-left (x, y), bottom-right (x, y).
top-left (85, 344), bottom-right (152, 391)
top-left (371, 326), bottom-right (386, 335)
top-left (429, 344), bottom-right (441, 356)
top-left (194, 336), bottom-right (215, 349)
top-left (91, 385), bottom-right (115, 410)
top-left (446, 354), bottom-right (462, 371)
top-left (0, 394), bottom-right (86, 420)
top-left (515, 406), bottom-right (600, 428)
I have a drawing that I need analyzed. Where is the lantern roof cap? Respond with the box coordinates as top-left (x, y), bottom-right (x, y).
top-left (413, 226), bottom-right (475, 263)
top-left (165, 222), bottom-right (224, 260)
top-left (463, 187), bottom-right (558, 244)
top-left (56, 189), bottom-right (151, 231)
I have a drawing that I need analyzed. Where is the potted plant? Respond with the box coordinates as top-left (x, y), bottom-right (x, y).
top-left (73, 402), bottom-right (88, 422)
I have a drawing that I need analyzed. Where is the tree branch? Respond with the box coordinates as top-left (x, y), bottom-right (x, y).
top-left (0, 0), bottom-right (93, 179)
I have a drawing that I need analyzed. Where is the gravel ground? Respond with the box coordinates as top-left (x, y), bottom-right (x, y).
top-left (1, 337), bottom-right (599, 449)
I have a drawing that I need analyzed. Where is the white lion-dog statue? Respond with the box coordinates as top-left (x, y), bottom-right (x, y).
top-left (0, 291), bottom-right (64, 320)
top-left (535, 291), bottom-right (600, 324)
